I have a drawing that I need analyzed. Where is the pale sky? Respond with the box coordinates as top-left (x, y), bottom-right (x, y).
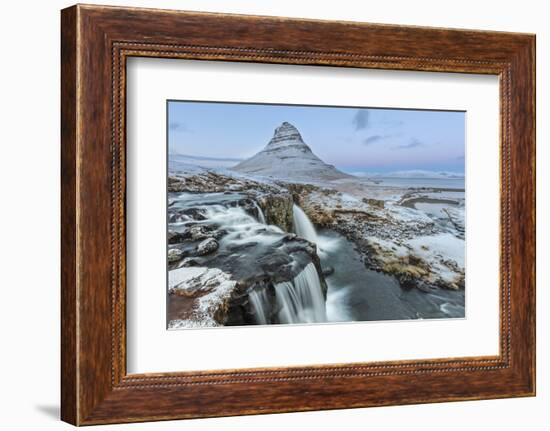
top-left (168, 100), bottom-right (465, 174)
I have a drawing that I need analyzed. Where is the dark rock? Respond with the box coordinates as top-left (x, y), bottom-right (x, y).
top-left (225, 241), bottom-right (258, 253)
top-left (178, 208), bottom-right (207, 220)
top-left (167, 176), bottom-right (186, 192)
top-left (190, 225), bottom-right (211, 241)
top-left (168, 230), bottom-right (189, 244)
top-left (396, 273), bottom-right (418, 290)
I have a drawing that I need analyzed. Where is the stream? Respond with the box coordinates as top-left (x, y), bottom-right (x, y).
top-left (318, 229), bottom-right (465, 322)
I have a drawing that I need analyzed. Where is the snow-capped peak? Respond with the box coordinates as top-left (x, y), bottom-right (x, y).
top-left (266, 121), bottom-right (306, 149)
top-left (232, 122), bottom-right (349, 181)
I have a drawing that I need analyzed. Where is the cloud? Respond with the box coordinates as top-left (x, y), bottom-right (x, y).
top-left (363, 135), bottom-right (387, 145)
top-left (379, 118), bottom-right (404, 127)
top-left (169, 121), bottom-right (191, 132)
top-left (392, 138), bottom-right (424, 150)
top-left (352, 109), bottom-right (369, 131)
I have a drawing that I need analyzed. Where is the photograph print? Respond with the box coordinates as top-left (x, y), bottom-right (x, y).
top-left (167, 101), bottom-right (466, 329)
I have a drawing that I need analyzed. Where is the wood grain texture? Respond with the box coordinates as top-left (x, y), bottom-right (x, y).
top-left (60, 4), bottom-right (536, 425)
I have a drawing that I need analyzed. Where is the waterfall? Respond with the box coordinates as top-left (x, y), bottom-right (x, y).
top-left (275, 263), bottom-right (326, 324)
top-left (249, 288), bottom-right (269, 324)
top-left (247, 263), bottom-right (326, 325)
top-left (252, 200), bottom-right (267, 224)
top-left (292, 204), bottom-right (317, 244)
top-left (172, 192), bottom-right (327, 326)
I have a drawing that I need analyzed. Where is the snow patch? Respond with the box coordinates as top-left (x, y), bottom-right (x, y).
top-left (168, 267), bottom-right (237, 329)
top-left (407, 233), bottom-right (464, 268)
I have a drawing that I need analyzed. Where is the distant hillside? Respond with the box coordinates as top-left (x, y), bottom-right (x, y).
top-left (374, 170), bottom-right (465, 179)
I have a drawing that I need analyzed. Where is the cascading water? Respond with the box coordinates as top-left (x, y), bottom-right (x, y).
top-left (252, 201), bottom-right (267, 224)
top-left (275, 263), bottom-right (326, 324)
top-left (247, 263), bottom-right (327, 325)
top-left (292, 204), bottom-right (317, 244)
top-left (171, 192), bottom-right (328, 325)
top-left (249, 288), bottom-right (269, 324)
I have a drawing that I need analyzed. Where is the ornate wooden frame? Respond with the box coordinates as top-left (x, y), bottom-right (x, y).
top-left (61, 4), bottom-right (536, 425)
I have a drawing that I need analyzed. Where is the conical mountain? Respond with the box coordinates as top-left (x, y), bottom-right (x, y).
top-left (232, 122), bottom-right (350, 180)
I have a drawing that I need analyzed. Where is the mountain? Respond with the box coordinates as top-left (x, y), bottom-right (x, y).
top-left (232, 122), bottom-right (350, 180)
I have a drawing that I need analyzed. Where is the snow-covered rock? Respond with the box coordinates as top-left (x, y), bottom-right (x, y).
top-left (232, 122), bottom-right (350, 181)
top-left (196, 238), bottom-right (219, 255)
top-left (168, 267), bottom-right (236, 328)
top-left (167, 248), bottom-right (184, 263)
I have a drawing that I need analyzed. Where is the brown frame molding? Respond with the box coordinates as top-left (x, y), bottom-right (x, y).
top-left (61, 4), bottom-right (535, 425)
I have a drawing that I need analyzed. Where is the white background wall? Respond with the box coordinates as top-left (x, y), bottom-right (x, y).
top-left (0, 0), bottom-right (546, 429)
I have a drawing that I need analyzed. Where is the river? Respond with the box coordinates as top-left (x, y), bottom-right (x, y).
top-left (318, 229), bottom-right (465, 322)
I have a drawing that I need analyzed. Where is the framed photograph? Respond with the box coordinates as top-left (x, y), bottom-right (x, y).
top-left (61, 4), bottom-right (535, 425)
top-left (165, 102), bottom-right (467, 329)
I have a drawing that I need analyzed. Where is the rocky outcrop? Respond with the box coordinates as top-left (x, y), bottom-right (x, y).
top-left (284, 182), bottom-right (338, 227)
top-left (257, 193), bottom-right (294, 232)
top-left (232, 122), bottom-right (350, 180)
top-left (223, 238), bottom-right (328, 326)
top-left (168, 169), bottom-right (284, 195)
